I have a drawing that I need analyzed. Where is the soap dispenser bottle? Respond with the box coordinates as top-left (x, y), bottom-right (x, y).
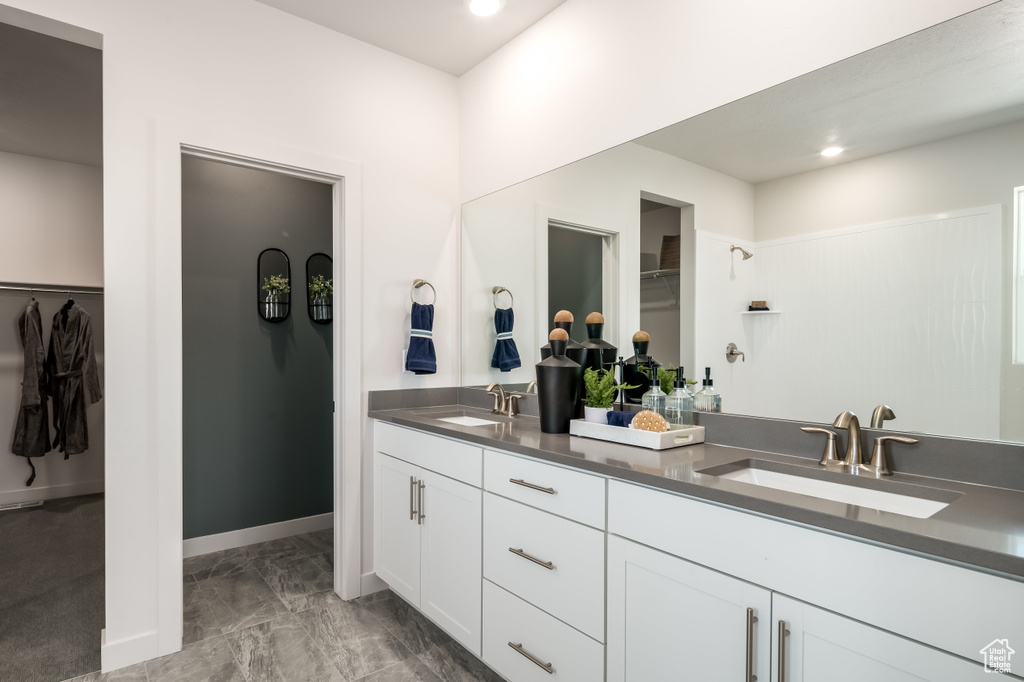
top-left (665, 367), bottom-right (694, 427)
top-left (694, 367), bottom-right (722, 413)
top-left (641, 360), bottom-right (667, 417)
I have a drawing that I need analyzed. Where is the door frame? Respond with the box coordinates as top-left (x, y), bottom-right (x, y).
top-left (154, 121), bottom-right (362, 655)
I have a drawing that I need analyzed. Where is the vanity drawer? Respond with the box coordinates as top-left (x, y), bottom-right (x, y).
top-left (483, 493), bottom-right (605, 641)
top-left (484, 449), bottom-right (606, 528)
top-left (374, 422), bottom-right (482, 486)
top-left (483, 580), bottom-right (604, 682)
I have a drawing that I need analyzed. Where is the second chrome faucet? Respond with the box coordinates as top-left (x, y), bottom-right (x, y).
top-left (802, 408), bottom-right (918, 477)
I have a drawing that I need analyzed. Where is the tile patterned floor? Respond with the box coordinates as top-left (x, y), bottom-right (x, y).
top-left (63, 530), bottom-right (503, 682)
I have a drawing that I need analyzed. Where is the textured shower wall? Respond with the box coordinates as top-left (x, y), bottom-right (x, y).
top-left (696, 206), bottom-right (1002, 439)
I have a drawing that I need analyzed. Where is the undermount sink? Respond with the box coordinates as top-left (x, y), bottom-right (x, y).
top-left (699, 459), bottom-right (960, 519)
top-left (436, 415), bottom-right (502, 427)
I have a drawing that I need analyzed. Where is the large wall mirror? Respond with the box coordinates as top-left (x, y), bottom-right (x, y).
top-left (461, 0), bottom-right (1024, 443)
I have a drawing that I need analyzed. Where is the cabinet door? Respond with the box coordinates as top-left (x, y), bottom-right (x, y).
top-left (771, 594), bottom-right (990, 682)
top-left (420, 468), bottom-right (483, 656)
top-left (607, 535), bottom-right (771, 682)
top-left (374, 453), bottom-right (421, 604)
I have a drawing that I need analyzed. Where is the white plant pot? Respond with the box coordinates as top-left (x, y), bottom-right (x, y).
top-left (584, 406), bottom-right (610, 424)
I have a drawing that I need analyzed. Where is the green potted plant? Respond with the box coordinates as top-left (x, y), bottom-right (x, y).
top-left (583, 367), bottom-right (638, 423)
top-left (262, 274), bottom-right (290, 320)
top-left (307, 274), bottom-right (333, 322)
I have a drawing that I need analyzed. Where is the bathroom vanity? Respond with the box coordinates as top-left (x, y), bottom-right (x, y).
top-left (370, 396), bottom-right (1024, 681)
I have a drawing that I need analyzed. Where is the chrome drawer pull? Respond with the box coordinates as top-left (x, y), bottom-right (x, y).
top-left (509, 478), bottom-right (556, 495)
top-left (508, 642), bottom-right (554, 674)
top-left (777, 620), bottom-right (790, 681)
top-left (746, 607), bottom-right (758, 682)
top-left (508, 547), bottom-right (554, 570)
top-left (409, 476), bottom-right (417, 521)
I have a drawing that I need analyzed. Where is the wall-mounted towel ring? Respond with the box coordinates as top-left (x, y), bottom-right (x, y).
top-left (492, 286), bottom-right (514, 310)
top-left (411, 279), bottom-right (436, 305)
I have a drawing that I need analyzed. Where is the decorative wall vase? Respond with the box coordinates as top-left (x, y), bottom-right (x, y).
top-left (258, 248), bottom-right (291, 323)
top-left (306, 252), bottom-right (333, 324)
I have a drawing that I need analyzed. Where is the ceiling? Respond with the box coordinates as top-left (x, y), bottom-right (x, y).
top-left (635, 0), bottom-right (1024, 185)
top-left (255, 0), bottom-right (567, 76)
top-left (0, 21), bottom-right (102, 167)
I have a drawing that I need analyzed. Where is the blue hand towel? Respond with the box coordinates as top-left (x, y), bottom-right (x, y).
top-left (405, 302), bottom-right (436, 375)
top-left (490, 307), bottom-right (521, 372)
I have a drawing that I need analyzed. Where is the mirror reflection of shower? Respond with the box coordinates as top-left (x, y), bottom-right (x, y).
top-left (730, 244), bottom-right (753, 260)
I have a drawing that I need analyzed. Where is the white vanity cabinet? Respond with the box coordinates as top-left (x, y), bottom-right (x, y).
top-left (607, 480), bottom-right (1023, 682)
top-left (373, 423), bottom-right (483, 655)
top-left (771, 594), bottom-right (991, 681)
top-left (607, 535), bottom-right (772, 681)
top-left (481, 449), bottom-right (608, 681)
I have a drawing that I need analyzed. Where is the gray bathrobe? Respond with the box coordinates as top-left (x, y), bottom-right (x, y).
top-left (46, 302), bottom-right (102, 457)
top-left (12, 300), bottom-right (51, 468)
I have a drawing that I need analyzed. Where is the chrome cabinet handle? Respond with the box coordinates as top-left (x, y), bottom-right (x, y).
top-left (417, 481), bottom-right (426, 525)
top-left (409, 476), bottom-right (417, 521)
top-left (508, 642), bottom-right (554, 674)
top-left (509, 478), bottom-right (556, 495)
top-left (508, 547), bottom-right (554, 570)
top-left (777, 620), bottom-right (790, 681)
top-left (746, 607), bottom-right (758, 682)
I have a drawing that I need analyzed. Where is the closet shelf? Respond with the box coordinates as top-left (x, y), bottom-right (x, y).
top-left (0, 282), bottom-right (103, 296)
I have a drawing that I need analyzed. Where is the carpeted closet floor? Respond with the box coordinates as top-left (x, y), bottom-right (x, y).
top-left (0, 493), bottom-right (104, 682)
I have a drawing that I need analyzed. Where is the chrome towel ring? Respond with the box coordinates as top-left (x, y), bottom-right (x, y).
top-left (492, 286), bottom-right (514, 310)
top-left (411, 279), bottom-right (437, 305)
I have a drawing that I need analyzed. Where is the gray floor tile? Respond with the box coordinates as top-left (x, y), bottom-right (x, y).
top-left (185, 548), bottom-right (256, 582)
top-left (200, 569), bottom-right (290, 634)
top-left (419, 642), bottom-right (504, 682)
top-left (295, 597), bottom-right (414, 680)
top-left (310, 551), bottom-right (334, 574)
top-left (366, 594), bottom-right (452, 655)
top-left (245, 537), bottom-right (301, 560)
top-left (62, 662), bottom-right (148, 682)
top-left (227, 614), bottom-right (345, 682)
top-left (357, 657), bottom-right (444, 682)
top-left (289, 528), bottom-right (333, 556)
top-left (146, 636), bottom-right (244, 682)
top-left (254, 553), bottom-right (334, 612)
top-left (184, 579), bottom-right (223, 645)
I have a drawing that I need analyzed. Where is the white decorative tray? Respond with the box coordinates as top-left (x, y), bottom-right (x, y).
top-left (569, 419), bottom-right (705, 450)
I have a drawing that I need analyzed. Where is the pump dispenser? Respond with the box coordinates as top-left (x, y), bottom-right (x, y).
top-left (665, 367), bottom-right (694, 427)
top-left (694, 367), bottom-right (722, 413)
top-left (640, 360), bottom-right (667, 417)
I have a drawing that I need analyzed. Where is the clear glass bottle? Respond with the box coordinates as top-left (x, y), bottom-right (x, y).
top-left (641, 360), bottom-right (667, 417)
top-left (664, 367), bottom-right (694, 427)
top-left (694, 366), bottom-right (722, 413)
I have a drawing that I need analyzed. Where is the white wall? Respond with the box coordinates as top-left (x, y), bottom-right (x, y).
top-left (459, 0), bottom-right (993, 202)
top-left (0, 151), bottom-right (102, 287)
top-left (3, 0), bottom-right (460, 671)
top-left (461, 141), bottom-right (753, 386)
top-left (0, 151), bottom-right (104, 505)
top-left (752, 119), bottom-right (1024, 439)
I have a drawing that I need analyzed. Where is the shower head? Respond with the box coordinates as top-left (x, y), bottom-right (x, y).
top-left (730, 245), bottom-right (753, 260)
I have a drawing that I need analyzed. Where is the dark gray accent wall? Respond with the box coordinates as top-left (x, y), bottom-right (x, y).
top-left (548, 225), bottom-right (603, 342)
top-left (181, 156), bottom-right (332, 540)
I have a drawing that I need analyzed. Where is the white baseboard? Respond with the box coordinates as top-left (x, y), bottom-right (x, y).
top-left (0, 479), bottom-right (103, 506)
top-left (361, 571), bottom-right (388, 596)
top-left (183, 513), bottom-right (333, 558)
top-left (101, 627), bottom-right (160, 673)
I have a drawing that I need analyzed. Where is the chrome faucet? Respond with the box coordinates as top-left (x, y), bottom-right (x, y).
top-left (485, 382), bottom-right (507, 414)
top-left (832, 411), bottom-right (864, 470)
top-left (870, 404), bottom-right (895, 428)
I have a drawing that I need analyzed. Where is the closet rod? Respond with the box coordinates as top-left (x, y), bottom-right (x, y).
top-left (0, 282), bottom-right (104, 296)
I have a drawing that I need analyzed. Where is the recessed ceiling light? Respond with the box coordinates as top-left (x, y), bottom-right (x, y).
top-left (820, 146), bottom-right (844, 157)
top-left (468, 0), bottom-right (506, 17)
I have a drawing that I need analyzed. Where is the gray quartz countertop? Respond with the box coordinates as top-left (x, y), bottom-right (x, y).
top-left (369, 403), bottom-right (1024, 582)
